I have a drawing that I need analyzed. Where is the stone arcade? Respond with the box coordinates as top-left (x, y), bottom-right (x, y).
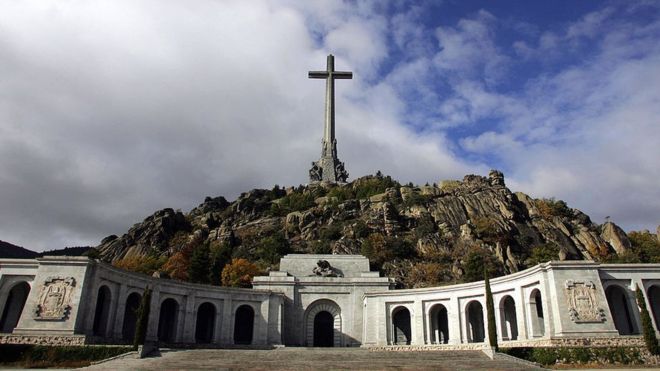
top-left (2, 254), bottom-right (660, 349)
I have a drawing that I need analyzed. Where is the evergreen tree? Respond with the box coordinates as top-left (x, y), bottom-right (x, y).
top-left (209, 242), bottom-right (232, 285)
top-left (133, 287), bottom-right (152, 350)
top-left (635, 285), bottom-right (660, 355)
top-left (485, 270), bottom-right (498, 350)
top-left (188, 243), bottom-right (210, 284)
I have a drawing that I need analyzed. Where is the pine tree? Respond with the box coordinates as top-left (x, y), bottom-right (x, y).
top-left (635, 285), bottom-right (659, 355)
top-left (208, 241), bottom-right (232, 285)
top-left (133, 287), bottom-right (152, 350)
top-left (188, 243), bottom-right (210, 284)
top-left (485, 270), bottom-right (498, 350)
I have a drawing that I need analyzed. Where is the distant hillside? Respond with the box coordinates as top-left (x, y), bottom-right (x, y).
top-left (0, 240), bottom-right (39, 259)
top-left (0, 241), bottom-right (92, 259)
top-left (96, 171), bottom-right (640, 288)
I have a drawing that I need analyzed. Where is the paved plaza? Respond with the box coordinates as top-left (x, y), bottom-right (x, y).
top-left (81, 348), bottom-right (542, 370)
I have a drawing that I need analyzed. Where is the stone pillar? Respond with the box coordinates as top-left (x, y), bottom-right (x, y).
top-left (220, 296), bottom-right (233, 344)
top-left (515, 287), bottom-right (528, 340)
top-left (181, 293), bottom-right (196, 343)
top-left (112, 285), bottom-right (129, 340)
top-left (448, 296), bottom-right (462, 345)
top-left (412, 299), bottom-right (424, 345)
top-left (105, 283), bottom-right (120, 341)
top-left (146, 288), bottom-right (160, 342)
top-left (213, 300), bottom-right (224, 344)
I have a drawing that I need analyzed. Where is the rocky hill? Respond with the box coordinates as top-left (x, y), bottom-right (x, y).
top-left (96, 171), bottom-right (634, 287)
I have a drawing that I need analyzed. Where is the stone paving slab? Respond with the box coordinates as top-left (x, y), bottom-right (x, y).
top-left (81, 348), bottom-right (544, 370)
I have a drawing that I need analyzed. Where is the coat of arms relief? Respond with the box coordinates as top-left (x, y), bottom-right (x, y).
top-left (564, 280), bottom-right (606, 323)
top-left (34, 277), bottom-right (76, 320)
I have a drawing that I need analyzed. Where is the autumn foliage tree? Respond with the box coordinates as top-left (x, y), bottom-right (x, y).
top-left (221, 258), bottom-right (261, 288)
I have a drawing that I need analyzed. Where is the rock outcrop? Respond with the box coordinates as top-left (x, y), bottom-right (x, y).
top-left (97, 171), bottom-right (632, 285)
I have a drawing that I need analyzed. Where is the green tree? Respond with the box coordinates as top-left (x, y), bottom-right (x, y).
top-left (463, 247), bottom-right (501, 283)
top-left (629, 231), bottom-right (660, 263)
top-left (257, 233), bottom-right (290, 265)
top-left (485, 271), bottom-right (498, 350)
top-left (635, 285), bottom-right (660, 355)
top-left (528, 243), bottom-right (560, 265)
top-left (188, 243), bottom-right (210, 284)
top-left (208, 241), bottom-right (232, 285)
top-left (133, 287), bottom-right (152, 350)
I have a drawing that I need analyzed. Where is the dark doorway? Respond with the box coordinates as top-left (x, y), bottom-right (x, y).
top-left (392, 307), bottom-right (411, 345)
top-left (0, 282), bottom-right (30, 333)
top-left (430, 304), bottom-right (449, 344)
top-left (467, 301), bottom-right (485, 342)
top-left (233, 305), bottom-right (254, 345)
top-left (606, 285), bottom-right (638, 335)
top-left (93, 286), bottom-right (111, 336)
top-left (313, 311), bottom-right (334, 347)
top-left (195, 302), bottom-right (216, 344)
top-left (157, 298), bottom-right (179, 343)
top-left (122, 292), bottom-right (141, 342)
top-left (648, 286), bottom-right (660, 330)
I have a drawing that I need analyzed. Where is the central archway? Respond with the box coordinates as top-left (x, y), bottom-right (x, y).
top-left (0, 281), bottom-right (30, 333)
top-left (304, 299), bottom-right (341, 347)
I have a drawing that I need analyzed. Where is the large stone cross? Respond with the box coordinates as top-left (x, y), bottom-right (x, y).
top-left (308, 54), bottom-right (352, 183)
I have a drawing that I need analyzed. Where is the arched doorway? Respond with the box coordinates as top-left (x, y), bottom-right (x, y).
top-left (195, 302), bottom-right (216, 344)
top-left (500, 296), bottom-right (518, 341)
top-left (304, 299), bottom-right (342, 347)
top-left (233, 305), bottom-right (254, 345)
top-left (606, 285), bottom-right (638, 335)
top-left (466, 301), bottom-right (484, 343)
top-left (0, 282), bottom-right (30, 333)
top-left (122, 292), bottom-right (141, 342)
top-left (313, 311), bottom-right (334, 347)
top-left (392, 307), bottom-right (411, 345)
top-left (429, 304), bottom-right (449, 344)
top-left (648, 285), bottom-right (660, 330)
top-left (157, 298), bottom-right (179, 343)
top-left (529, 289), bottom-right (545, 337)
top-left (92, 285), bottom-right (112, 336)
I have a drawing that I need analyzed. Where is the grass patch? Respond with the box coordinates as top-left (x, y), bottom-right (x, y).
top-left (501, 346), bottom-right (644, 367)
top-left (0, 344), bottom-right (133, 368)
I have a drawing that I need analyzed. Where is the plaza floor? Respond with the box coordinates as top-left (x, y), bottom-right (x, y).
top-left (80, 347), bottom-right (543, 370)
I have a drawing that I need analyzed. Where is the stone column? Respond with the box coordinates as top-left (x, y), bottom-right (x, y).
top-left (112, 285), bottom-right (129, 340)
top-left (412, 300), bottom-right (425, 345)
top-left (146, 288), bottom-right (160, 342)
top-left (220, 296), bottom-right (233, 344)
top-left (515, 287), bottom-right (528, 340)
top-left (213, 300), bottom-right (224, 344)
top-left (448, 296), bottom-right (462, 344)
top-left (181, 293), bottom-right (196, 343)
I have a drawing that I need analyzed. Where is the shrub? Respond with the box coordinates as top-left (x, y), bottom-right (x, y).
top-left (208, 241), bottom-right (232, 285)
top-left (527, 243), bottom-right (560, 265)
top-left (221, 258), bottom-right (261, 288)
top-left (636, 285), bottom-right (660, 355)
top-left (405, 262), bottom-right (445, 288)
top-left (353, 175), bottom-right (400, 199)
top-left (269, 191), bottom-right (317, 216)
top-left (472, 216), bottom-right (503, 244)
top-left (535, 197), bottom-right (572, 219)
top-left (462, 246), bottom-right (502, 283)
top-left (256, 233), bottom-right (290, 265)
top-left (319, 224), bottom-right (342, 241)
top-left (188, 243), bottom-right (210, 284)
top-left (326, 186), bottom-right (355, 202)
top-left (113, 254), bottom-right (167, 276)
top-left (439, 180), bottom-right (462, 193)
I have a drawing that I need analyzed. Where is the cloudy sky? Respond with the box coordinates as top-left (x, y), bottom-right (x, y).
top-left (1, 0), bottom-right (659, 251)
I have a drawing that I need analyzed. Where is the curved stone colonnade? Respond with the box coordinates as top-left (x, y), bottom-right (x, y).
top-left (0, 256), bottom-right (283, 346)
top-left (363, 261), bottom-right (660, 347)
top-left (2, 255), bottom-right (660, 348)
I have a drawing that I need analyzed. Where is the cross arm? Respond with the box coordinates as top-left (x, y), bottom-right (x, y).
top-left (333, 71), bottom-right (352, 79)
top-left (309, 71), bottom-right (329, 79)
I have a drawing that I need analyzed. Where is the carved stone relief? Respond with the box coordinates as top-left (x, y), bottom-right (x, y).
top-left (565, 280), bottom-right (606, 323)
top-left (34, 277), bottom-right (76, 320)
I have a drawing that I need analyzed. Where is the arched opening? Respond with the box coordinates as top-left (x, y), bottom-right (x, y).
top-left (313, 311), bottom-right (334, 347)
top-left (606, 285), bottom-right (638, 335)
top-left (304, 299), bottom-right (342, 347)
top-left (157, 298), bottom-right (179, 343)
top-left (500, 296), bottom-right (518, 341)
top-left (0, 282), bottom-right (30, 333)
top-left (392, 307), bottom-right (411, 345)
top-left (648, 285), bottom-right (660, 331)
top-left (195, 302), bottom-right (216, 344)
top-left (529, 289), bottom-right (545, 337)
top-left (233, 305), bottom-right (254, 345)
top-left (92, 285), bottom-right (112, 336)
top-left (429, 304), bottom-right (449, 344)
top-left (466, 301), bottom-right (485, 343)
top-left (122, 292), bottom-right (141, 342)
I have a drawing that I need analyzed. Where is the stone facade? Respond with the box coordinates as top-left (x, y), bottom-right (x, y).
top-left (2, 256), bottom-right (660, 349)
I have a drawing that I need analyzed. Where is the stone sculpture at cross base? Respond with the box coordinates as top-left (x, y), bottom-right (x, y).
top-left (308, 54), bottom-right (351, 183)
